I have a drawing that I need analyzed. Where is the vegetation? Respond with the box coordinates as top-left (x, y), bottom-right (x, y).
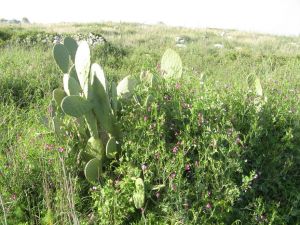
top-left (0, 22), bottom-right (300, 224)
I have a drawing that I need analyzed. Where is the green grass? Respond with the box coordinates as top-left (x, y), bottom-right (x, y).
top-left (0, 22), bottom-right (300, 224)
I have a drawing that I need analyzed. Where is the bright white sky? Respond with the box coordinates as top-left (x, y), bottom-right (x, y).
top-left (1, 0), bottom-right (300, 36)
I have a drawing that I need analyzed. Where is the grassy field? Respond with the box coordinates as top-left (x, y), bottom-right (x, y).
top-left (0, 22), bottom-right (300, 224)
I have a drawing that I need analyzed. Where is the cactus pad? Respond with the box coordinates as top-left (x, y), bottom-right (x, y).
top-left (63, 74), bottom-right (81, 96)
top-left (61, 96), bottom-right (93, 117)
top-left (64, 37), bottom-right (78, 63)
top-left (53, 44), bottom-right (70, 73)
top-left (91, 63), bottom-right (108, 92)
top-left (106, 137), bottom-right (117, 159)
top-left (161, 48), bottom-right (182, 79)
top-left (87, 137), bottom-right (104, 159)
top-left (91, 74), bottom-right (114, 133)
top-left (133, 178), bottom-right (145, 209)
top-left (117, 75), bottom-right (138, 98)
top-left (84, 158), bottom-right (102, 183)
top-left (75, 41), bottom-right (91, 97)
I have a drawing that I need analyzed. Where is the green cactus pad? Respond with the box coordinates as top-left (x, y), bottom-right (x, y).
top-left (69, 65), bottom-right (80, 84)
top-left (117, 75), bottom-right (138, 99)
top-left (75, 41), bottom-right (91, 97)
top-left (63, 74), bottom-right (81, 96)
top-left (161, 49), bottom-right (182, 79)
top-left (91, 74), bottom-right (114, 133)
top-left (106, 137), bottom-right (117, 159)
top-left (53, 44), bottom-right (70, 73)
top-left (84, 111), bottom-right (99, 139)
top-left (133, 178), bottom-right (145, 209)
top-left (84, 158), bottom-right (102, 183)
top-left (61, 96), bottom-right (93, 117)
top-left (64, 37), bottom-right (78, 63)
top-left (91, 63), bottom-right (108, 92)
top-left (111, 81), bottom-right (118, 114)
top-left (87, 137), bottom-right (104, 159)
top-left (53, 88), bottom-right (66, 106)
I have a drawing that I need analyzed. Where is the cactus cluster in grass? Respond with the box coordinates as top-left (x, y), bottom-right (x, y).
top-left (52, 37), bottom-right (136, 183)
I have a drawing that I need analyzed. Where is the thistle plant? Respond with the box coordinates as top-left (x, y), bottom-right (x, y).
top-left (51, 37), bottom-right (137, 183)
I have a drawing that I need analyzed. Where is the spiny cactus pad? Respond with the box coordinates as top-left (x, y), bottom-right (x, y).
top-left (84, 158), bottom-right (102, 183)
top-left (53, 44), bottom-right (70, 73)
top-left (91, 74), bottom-right (114, 133)
top-left (75, 41), bottom-right (91, 97)
top-left (64, 37), bottom-right (78, 63)
top-left (106, 137), bottom-right (117, 159)
top-left (61, 95), bottom-right (93, 117)
top-left (161, 48), bottom-right (182, 79)
top-left (69, 65), bottom-right (80, 84)
top-left (63, 74), bottom-right (81, 96)
top-left (87, 137), bottom-right (104, 159)
top-left (117, 75), bottom-right (138, 98)
top-left (91, 63), bottom-right (108, 92)
top-left (84, 111), bottom-right (99, 139)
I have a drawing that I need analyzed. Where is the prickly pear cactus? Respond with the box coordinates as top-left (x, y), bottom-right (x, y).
top-left (61, 96), bottom-right (93, 117)
top-left (51, 36), bottom-right (139, 183)
top-left (133, 178), bottom-right (145, 209)
top-left (84, 158), bottom-right (102, 183)
top-left (106, 137), bottom-right (117, 159)
top-left (63, 37), bottom-right (78, 63)
top-left (53, 44), bottom-right (70, 73)
top-left (117, 75), bottom-right (138, 99)
top-left (161, 48), bottom-right (182, 79)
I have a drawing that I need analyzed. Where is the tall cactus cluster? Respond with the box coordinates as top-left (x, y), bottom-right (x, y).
top-left (51, 37), bottom-right (137, 183)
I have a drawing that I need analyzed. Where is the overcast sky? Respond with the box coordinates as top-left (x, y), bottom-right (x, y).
top-left (1, 0), bottom-right (300, 36)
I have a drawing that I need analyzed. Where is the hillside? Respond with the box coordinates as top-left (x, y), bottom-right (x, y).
top-left (0, 22), bottom-right (300, 224)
